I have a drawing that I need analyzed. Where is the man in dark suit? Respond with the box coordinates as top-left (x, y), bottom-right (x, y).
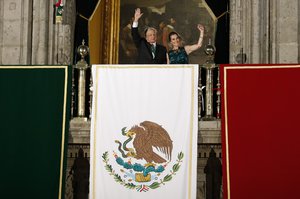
top-left (131, 8), bottom-right (167, 64)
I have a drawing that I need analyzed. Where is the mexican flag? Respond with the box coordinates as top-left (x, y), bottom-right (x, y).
top-left (90, 64), bottom-right (199, 199)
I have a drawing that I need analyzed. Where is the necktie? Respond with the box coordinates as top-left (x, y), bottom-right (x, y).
top-left (151, 44), bottom-right (156, 58)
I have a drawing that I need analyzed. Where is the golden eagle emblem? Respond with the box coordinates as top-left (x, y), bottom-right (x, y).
top-left (126, 121), bottom-right (173, 163)
top-left (103, 121), bottom-right (183, 192)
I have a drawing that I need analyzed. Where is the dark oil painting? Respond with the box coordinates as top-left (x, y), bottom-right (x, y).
top-left (119, 0), bottom-right (218, 65)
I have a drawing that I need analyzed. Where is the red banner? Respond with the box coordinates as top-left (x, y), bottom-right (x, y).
top-left (221, 64), bottom-right (300, 199)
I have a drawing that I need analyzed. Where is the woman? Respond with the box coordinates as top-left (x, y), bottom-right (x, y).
top-left (167, 24), bottom-right (204, 64)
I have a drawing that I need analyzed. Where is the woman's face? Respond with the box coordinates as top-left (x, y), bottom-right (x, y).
top-left (170, 34), bottom-right (181, 48)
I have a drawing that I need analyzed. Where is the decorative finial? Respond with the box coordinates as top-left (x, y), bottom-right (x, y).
top-left (75, 39), bottom-right (90, 69)
top-left (77, 39), bottom-right (89, 61)
top-left (204, 38), bottom-right (216, 57)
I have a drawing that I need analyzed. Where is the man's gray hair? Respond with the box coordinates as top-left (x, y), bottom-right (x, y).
top-left (144, 27), bottom-right (157, 36)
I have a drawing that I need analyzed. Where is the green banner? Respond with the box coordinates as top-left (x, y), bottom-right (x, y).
top-left (0, 66), bottom-right (71, 199)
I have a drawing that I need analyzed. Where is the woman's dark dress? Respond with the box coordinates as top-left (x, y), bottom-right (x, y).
top-left (168, 47), bottom-right (189, 64)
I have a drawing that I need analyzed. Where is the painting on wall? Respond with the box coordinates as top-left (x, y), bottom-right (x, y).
top-left (118, 0), bottom-right (217, 65)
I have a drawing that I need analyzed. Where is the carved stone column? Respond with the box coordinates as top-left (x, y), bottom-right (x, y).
top-left (269, 0), bottom-right (299, 63)
top-left (31, 0), bottom-right (76, 65)
top-left (230, 0), bottom-right (270, 64)
top-left (0, 0), bottom-right (33, 64)
top-left (0, 0), bottom-right (76, 65)
top-left (230, 0), bottom-right (299, 64)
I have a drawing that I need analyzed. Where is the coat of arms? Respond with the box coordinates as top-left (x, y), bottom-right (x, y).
top-left (102, 121), bottom-right (184, 192)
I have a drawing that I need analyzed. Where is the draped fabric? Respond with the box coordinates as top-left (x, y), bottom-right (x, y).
top-left (221, 64), bottom-right (300, 199)
top-left (0, 65), bottom-right (71, 199)
top-left (90, 64), bottom-right (198, 199)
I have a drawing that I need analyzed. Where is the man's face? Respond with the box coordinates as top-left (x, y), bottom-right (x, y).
top-left (145, 29), bottom-right (157, 44)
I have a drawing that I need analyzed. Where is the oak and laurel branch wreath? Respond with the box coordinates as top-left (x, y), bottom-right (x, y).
top-left (102, 151), bottom-right (184, 191)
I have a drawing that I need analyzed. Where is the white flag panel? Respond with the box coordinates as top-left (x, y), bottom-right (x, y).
top-left (90, 65), bottom-right (198, 199)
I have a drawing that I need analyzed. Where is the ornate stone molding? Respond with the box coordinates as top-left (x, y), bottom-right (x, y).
top-left (69, 119), bottom-right (91, 144)
top-left (199, 120), bottom-right (221, 143)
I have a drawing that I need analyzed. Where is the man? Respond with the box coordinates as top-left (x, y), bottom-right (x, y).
top-left (131, 8), bottom-right (167, 64)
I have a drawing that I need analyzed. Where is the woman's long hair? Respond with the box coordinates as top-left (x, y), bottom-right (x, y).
top-left (168, 31), bottom-right (185, 49)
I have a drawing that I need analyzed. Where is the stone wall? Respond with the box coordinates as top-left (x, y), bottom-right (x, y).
top-left (230, 0), bottom-right (299, 64)
top-left (0, 0), bottom-right (32, 64)
top-left (0, 0), bottom-right (75, 65)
